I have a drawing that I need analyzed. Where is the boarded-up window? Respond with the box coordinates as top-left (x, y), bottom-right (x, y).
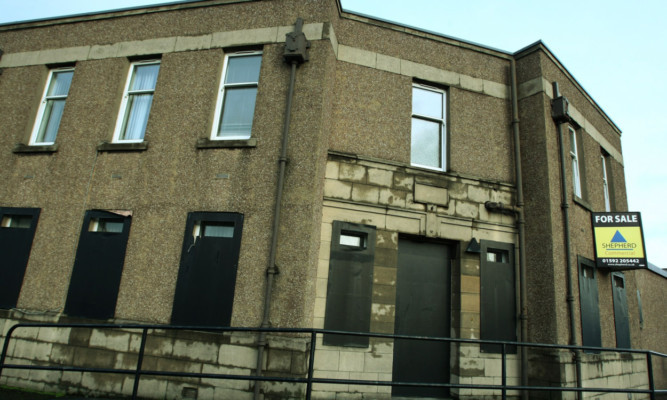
top-left (578, 257), bottom-right (601, 350)
top-left (612, 272), bottom-right (631, 348)
top-left (481, 240), bottom-right (516, 353)
top-left (171, 212), bottom-right (244, 327)
top-left (323, 221), bottom-right (376, 347)
top-left (0, 207), bottom-right (40, 309)
top-left (65, 210), bottom-right (132, 319)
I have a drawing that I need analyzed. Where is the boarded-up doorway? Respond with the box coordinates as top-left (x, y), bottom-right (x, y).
top-left (393, 237), bottom-right (451, 398)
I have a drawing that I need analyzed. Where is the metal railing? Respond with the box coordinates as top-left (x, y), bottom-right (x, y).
top-left (1, 323), bottom-right (665, 399)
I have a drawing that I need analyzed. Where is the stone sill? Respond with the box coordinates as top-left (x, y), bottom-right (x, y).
top-left (97, 141), bottom-right (148, 152)
top-left (574, 196), bottom-right (592, 212)
top-left (196, 138), bottom-right (257, 149)
top-left (13, 143), bottom-right (58, 154)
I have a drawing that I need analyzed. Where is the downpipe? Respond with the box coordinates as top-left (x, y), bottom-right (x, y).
top-left (551, 82), bottom-right (583, 399)
top-left (482, 59), bottom-right (529, 400)
top-left (509, 59), bottom-right (529, 400)
top-left (253, 19), bottom-right (309, 400)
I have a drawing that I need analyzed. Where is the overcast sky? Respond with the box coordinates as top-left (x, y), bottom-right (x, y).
top-left (1, 0), bottom-right (666, 268)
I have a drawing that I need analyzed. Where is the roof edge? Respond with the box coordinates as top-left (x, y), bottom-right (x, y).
top-left (515, 41), bottom-right (622, 136)
top-left (0, 0), bottom-right (252, 30)
top-left (336, 0), bottom-right (512, 60)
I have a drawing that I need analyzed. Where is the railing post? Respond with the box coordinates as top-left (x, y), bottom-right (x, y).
top-left (305, 331), bottom-right (317, 400)
top-left (646, 352), bottom-right (655, 400)
top-left (0, 324), bottom-right (19, 378)
top-left (132, 328), bottom-right (149, 400)
top-left (502, 343), bottom-right (507, 400)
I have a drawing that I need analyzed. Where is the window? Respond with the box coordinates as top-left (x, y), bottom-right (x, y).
top-left (1, 214), bottom-right (33, 228)
top-left (211, 52), bottom-right (262, 140)
top-left (29, 68), bottom-right (74, 145)
top-left (569, 127), bottom-right (582, 198)
top-left (113, 60), bottom-right (160, 142)
top-left (89, 218), bottom-right (125, 233)
top-left (65, 211), bottom-right (132, 319)
top-left (411, 83), bottom-right (446, 171)
top-left (0, 207), bottom-right (40, 309)
top-left (601, 150), bottom-right (614, 211)
top-left (323, 221), bottom-right (376, 347)
top-left (171, 212), bottom-right (244, 327)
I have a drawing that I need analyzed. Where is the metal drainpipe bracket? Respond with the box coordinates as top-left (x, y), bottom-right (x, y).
top-left (267, 265), bottom-right (280, 276)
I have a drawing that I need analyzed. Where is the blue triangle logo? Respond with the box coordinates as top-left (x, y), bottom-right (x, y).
top-left (611, 230), bottom-right (627, 243)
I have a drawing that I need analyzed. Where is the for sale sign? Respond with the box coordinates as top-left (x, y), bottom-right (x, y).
top-left (592, 212), bottom-right (647, 270)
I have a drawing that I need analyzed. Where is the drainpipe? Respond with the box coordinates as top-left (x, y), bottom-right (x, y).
top-left (509, 59), bottom-right (529, 400)
top-left (551, 82), bottom-right (583, 399)
top-left (253, 18), bottom-right (310, 400)
top-left (484, 59), bottom-right (528, 400)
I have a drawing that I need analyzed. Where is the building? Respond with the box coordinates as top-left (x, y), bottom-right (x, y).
top-left (0, 0), bottom-right (665, 399)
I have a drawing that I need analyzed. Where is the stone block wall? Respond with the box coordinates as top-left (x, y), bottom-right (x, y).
top-left (451, 344), bottom-right (521, 399)
top-left (317, 153), bottom-right (520, 399)
top-left (0, 314), bottom-right (310, 399)
top-left (528, 349), bottom-right (652, 400)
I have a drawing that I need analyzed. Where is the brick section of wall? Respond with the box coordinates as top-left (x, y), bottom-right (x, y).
top-left (0, 316), bottom-right (309, 399)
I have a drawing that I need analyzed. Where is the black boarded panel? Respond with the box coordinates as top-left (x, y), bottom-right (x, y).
top-left (171, 212), bottom-right (244, 327)
top-left (65, 211), bottom-right (131, 319)
top-left (323, 221), bottom-right (376, 347)
top-left (0, 207), bottom-right (40, 309)
top-left (480, 240), bottom-right (517, 353)
top-left (612, 272), bottom-right (631, 348)
top-left (393, 238), bottom-right (451, 398)
top-left (578, 257), bottom-right (601, 349)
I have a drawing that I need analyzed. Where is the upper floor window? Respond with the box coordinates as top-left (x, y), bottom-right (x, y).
top-left (601, 151), bottom-right (612, 211)
top-left (211, 52), bottom-right (262, 140)
top-left (569, 127), bottom-right (582, 198)
top-left (113, 60), bottom-right (160, 143)
top-left (411, 83), bottom-right (446, 171)
top-left (29, 68), bottom-right (74, 145)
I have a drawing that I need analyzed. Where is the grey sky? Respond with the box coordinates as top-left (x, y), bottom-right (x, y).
top-left (1, 0), bottom-right (665, 267)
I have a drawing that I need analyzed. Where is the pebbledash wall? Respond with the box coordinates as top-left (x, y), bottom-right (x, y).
top-left (0, 0), bottom-right (665, 399)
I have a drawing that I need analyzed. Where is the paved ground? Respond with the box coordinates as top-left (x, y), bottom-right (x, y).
top-left (0, 386), bottom-right (123, 400)
top-left (0, 386), bottom-right (61, 399)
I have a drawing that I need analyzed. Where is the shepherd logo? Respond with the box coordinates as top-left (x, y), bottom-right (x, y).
top-left (602, 230), bottom-right (637, 250)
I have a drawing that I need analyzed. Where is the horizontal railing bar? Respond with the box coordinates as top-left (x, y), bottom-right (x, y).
top-left (5, 363), bottom-right (662, 394)
top-left (3, 322), bottom-right (666, 357)
top-left (1, 322), bottom-right (665, 398)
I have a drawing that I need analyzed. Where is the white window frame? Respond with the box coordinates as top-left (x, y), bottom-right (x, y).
top-left (29, 67), bottom-right (74, 145)
top-left (569, 127), bottom-right (582, 198)
top-left (601, 153), bottom-right (611, 211)
top-left (411, 83), bottom-right (447, 172)
top-left (210, 51), bottom-right (262, 141)
top-left (112, 60), bottom-right (160, 143)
